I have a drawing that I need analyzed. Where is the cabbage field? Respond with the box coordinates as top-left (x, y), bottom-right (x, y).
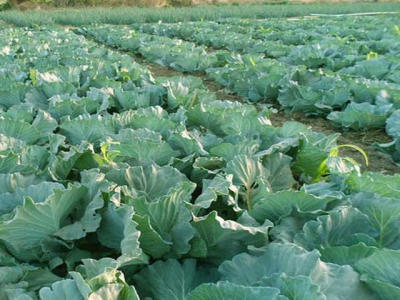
top-left (1, 12), bottom-right (400, 300)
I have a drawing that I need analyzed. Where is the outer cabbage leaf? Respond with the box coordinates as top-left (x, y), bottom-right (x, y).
top-left (327, 102), bottom-right (390, 130)
top-left (39, 279), bottom-right (84, 300)
top-left (108, 128), bottom-right (179, 166)
top-left (129, 183), bottom-right (196, 259)
top-left (319, 243), bottom-right (378, 266)
top-left (0, 182), bottom-right (64, 215)
top-left (97, 203), bottom-right (148, 267)
top-left (105, 164), bottom-right (193, 201)
top-left (0, 184), bottom-right (87, 261)
top-left (0, 173), bottom-right (46, 194)
top-left (71, 258), bottom-right (140, 300)
top-left (134, 259), bottom-right (216, 300)
top-left (219, 243), bottom-right (320, 285)
top-left (191, 211), bottom-right (272, 263)
top-left (294, 207), bottom-right (378, 251)
top-left (60, 115), bottom-right (115, 146)
top-left (0, 117), bottom-right (41, 145)
top-left (250, 190), bottom-right (330, 224)
top-left (220, 243), bottom-right (375, 300)
top-left (347, 171), bottom-right (400, 198)
top-left (260, 274), bottom-right (326, 300)
top-left (115, 106), bottom-right (178, 136)
top-left (355, 249), bottom-right (400, 300)
top-left (188, 282), bottom-right (286, 300)
top-left (351, 193), bottom-right (400, 249)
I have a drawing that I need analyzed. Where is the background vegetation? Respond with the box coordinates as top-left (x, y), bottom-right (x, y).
top-left (0, 2), bottom-right (399, 27)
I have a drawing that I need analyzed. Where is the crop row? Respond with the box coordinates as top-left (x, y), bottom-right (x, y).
top-left (79, 18), bottom-right (400, 150)
top-left (1, 25), bottom-right (400, 299)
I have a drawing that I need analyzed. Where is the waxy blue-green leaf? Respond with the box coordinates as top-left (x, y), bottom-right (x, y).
top-left (0, 117), bottom-right (41, 145)
top-left (72, 258), bottom-right (140, 300)
top-left (294, 207), bottom-right (378, 251)
top-left (260, 274), bottom-right (326, 300)
top-left (0, 181), bottom-right (64, 215)
top-left (261, 152), bottom-right (295, 192)
top-left (130, 184), bottom-right (195, 258)
top-left (250, 190), bottom-right (329, 224)
top-left (108, 128), bottom-right (179, 165)
top-left (351, 193), bottom-right (400, 249)
top-left (116, 106), bottom-right (179, 136)
top-left (327, 102), bottom-right (390, 131)
top-left (134, 259), bottom-right (216, 300)
top-left (188, 281), bottom-right (286, 300)
top-left (47, 95), bottom-right (99, 121)
top-left (39, 279), bottom-right (84, 300)
top-left (319, 243), bottom-right (378, 266)
top-left (192, 211), bottom-right (271, 262)
top-left (355, 249), bottom-right (400, 300)
top-left (48, 144), bottom-right (98, 180)
top-left (225, 154), bottom-right (266, 189)
top-left (347, 171), bottom-right (400, 199)
top-left (0, 184), bottom-right (87, 261)
top-left (97, 203), bottom-right (148, 266)
top-left (60, 114), bottom-right (115, 146)
top-left (105, 164), bottom-right (193, 201)
top-left (219, 243), bottom-right (320, 285)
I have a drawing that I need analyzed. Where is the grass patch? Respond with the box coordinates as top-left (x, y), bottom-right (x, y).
top-left (0, 2), bottom-right (399, 27)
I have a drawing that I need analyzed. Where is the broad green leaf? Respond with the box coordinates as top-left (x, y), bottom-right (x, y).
top-left (0, 184), bottom-right (87, 261)
top-left (48, 144), bottom-right (98, 181)
top-left (190, 156), bottom-right (225, 184)
top-left (48, 95), bottom-right (99, 121)
top-left (260, 274), bottom-right (326, 300)
top-left (0, 134), bottom-right (26, 151)
top-left (130, 184), bottom-right (195, 258)
top-left (39, 279), bottom-right (84, 300)
top-left (0, 151), bottom-right (34, 174)
top-left (60, 115), bottom-right (115, 146)
top-left (320, 243), bottom-right (378, 266)
top-left (351, 193), bottom-right (400, 249)
top-left (88, 284), bottom-right (124, 300)
top-left (261, 153), bottom-right (295, 192)
top-left (219, 243), bottom-right (320, 285)
top-left (192, 211), bottom-right (271, 263)
top-left (294, 207), bottom-right (378, 251)
top-left (327, 102), bottom-right (389, 131)
top-left (123, 164), bottom-right (193, 201)
top-left (32, 110), bottom-right (57, 143)
top-left (134, 259), bottom-right (215, 300)
top-left (250, 190), bottom-right (329, 224)
top-left (347, 171), bottom-right (400, 198)
top-left (0, 181), bottom-right (64, 215)
top-left (188, 281), bottom-right (286, 300)
top-left (22, 267), bottom-right (61, 291)
top-left (116, 106), bottom-right (178, 136)
top-left (97, 203), bottom-right (148, 266)
top-left (225, 155), bottom-right (265, 189)
top-left (193, 175), bottom-right (234, 210)
top-left (225, 154), bottom-right (268, 210)
top-left (356, 249), bottom-right (400, 293)
top-left (0, 117), bottom-right (40, 145)
top-left (0, 173), bottom-right (46, 194)
top-left (312, 262), bottom-right (376, 300)
top-left (109, 128), bottom-right (179, 166)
